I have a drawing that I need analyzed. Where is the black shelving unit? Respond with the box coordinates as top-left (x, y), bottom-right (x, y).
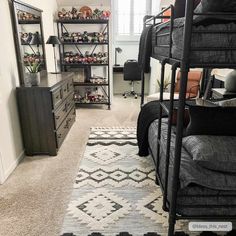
top-left (10, 0), bottom-right (47, 85)
top-left (57, 19), bottom-right (110, 109)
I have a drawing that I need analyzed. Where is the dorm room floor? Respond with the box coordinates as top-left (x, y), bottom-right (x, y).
top-left (0, 96), bottom-right (140, 236)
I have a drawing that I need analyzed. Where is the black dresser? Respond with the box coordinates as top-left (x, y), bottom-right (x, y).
top-left (17, 73), bottom-right (75, 156)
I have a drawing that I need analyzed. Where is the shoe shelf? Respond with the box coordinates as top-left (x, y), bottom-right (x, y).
top-left (57, 19), bottom-right (108, 24)
top-left (61, 42), bottom-right (108, 45)
top-left (57, 17), bottom-right (111, 109)
top-left (62, 63), bottom-right (109, 67)
top-left (18, 19), bottom-right (41, 24)
top-left (11, 0), bottom-right (47, 85)
top-left (73, 82), bottom-right (109, 86)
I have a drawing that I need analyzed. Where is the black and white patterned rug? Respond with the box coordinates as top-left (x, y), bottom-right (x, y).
top-left (61, 128), bottom-right (235, 236)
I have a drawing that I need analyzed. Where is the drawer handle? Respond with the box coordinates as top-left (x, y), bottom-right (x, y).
top-left (58, 134), bottom-right (62, 138)
top-left (55, 115), bottom-right (60, 120)
top-left (64, 124), bottom-right (69, 129)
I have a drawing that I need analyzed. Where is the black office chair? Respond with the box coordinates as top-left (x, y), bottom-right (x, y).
top-left (123, 60), bottom-right (142, 99)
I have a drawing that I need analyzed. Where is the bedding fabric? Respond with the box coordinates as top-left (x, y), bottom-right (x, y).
top-left (186, 105), bottom-right (236, 136)
top-left (152, 18), bottom-right (236, 63)
top-left (137, 100), bottom-right (167, 156)
top-left (183, 135), bottom-right (236, 173)
top-left (195, 0), bottom-right (236, 13)
top-left (148, 119), bottom-right (236, 216)
top-left (174, 0), bottom-right (201, 19)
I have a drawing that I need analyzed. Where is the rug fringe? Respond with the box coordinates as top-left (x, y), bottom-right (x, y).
top-left (91, 127), bottom-right (136, 131)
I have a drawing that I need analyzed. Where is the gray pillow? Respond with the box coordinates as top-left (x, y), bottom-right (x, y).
top-left (183, 135), bottom-right (236, 173)
top-left (195, 0), bottom-right (236, 13)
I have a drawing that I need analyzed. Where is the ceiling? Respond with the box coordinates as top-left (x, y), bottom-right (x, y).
top-left (56, 0), bottom-right (111, 7)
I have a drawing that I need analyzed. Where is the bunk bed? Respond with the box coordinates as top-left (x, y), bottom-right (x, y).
top-left (139, 1), bottom-right (236, 235)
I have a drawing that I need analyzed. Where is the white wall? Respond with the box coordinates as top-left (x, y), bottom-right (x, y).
top-left (0, 0), bottom-right (58, 184)
top-left (160, 0), bottom-right (174, 8)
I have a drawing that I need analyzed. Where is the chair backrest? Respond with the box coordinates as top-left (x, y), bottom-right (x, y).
top-left (124, 60), bottom-right (142, 81)
top-left (175, 71), bottom-right (202, 98)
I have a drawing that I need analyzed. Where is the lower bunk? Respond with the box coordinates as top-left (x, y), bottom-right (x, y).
top-left (138, 101), bottom-right (236, 218)
top-left (148, 119), bottom-right (236, 217)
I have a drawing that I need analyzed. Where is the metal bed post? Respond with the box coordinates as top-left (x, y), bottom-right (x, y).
top-left (168, 0), bottom-right (194, 235)
top-left (141, 15), bottom-right (153, 107)
top-left (140, 11), bottom-right (172, 107)
top-left (140, 71), bottom-right (145, 106)
top-left (156, 59), bottom-right (168, 184)
top-left (162, 62), bottom-right (179, 211)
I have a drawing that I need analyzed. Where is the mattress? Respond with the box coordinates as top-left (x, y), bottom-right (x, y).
top-left (152, 17), bottom-right (236, 64)
top-left (148, 119), bottom-right (236, 216)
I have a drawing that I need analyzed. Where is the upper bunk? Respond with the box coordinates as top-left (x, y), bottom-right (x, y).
top-left (148, 0), bottom-right (236, 69)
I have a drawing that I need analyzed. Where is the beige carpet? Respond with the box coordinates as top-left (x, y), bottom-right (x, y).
top-left (0, 96), bottom-right (140, 236)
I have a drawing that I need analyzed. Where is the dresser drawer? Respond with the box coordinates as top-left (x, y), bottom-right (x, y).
top-left (66, 107), bottom-right (76, 130)
top-left (66, 93), bottom-right (74, 112)
top-left (56, 107), bottom-right (75, 148)
top-left (52, 87), bottom-right (63, 108)
top-left (67, 79), bottom-right (74, 94)
top-left (62, 82), bottom-right (69, 98)
top-left (54, 92), bottom-right (74, 129)
top-left (61, 79), bottom-right (74, 98)
top-left (54, 99), bottom-right (67, 129)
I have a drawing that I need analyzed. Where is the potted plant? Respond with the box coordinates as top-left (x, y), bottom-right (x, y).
top-left (26, 59), bottom-right (41, 86)
top-left (157, 77), bottom-right (171, 92)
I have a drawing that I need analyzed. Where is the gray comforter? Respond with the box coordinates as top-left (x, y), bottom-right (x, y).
top-left (148, 119), bottom-right (236, 215)
top-left (148, 119), bottom-right (236, 191)
top-left (153, 16), bottom-right (236, 63)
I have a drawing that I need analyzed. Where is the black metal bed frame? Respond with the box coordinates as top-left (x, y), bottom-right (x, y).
top-left (141, 1), bottom-right (236, 235)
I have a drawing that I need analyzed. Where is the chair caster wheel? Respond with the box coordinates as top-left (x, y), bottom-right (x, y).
top-left (124, 96), bottom-right (127, 98)
top-left (135, 95), bottom-right (138, 99)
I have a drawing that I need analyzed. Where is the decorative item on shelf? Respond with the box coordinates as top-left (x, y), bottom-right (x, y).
top-left (20, 32), bottom-right (32, 44)
top-left (102, 10), bottom-right (111, 19)
top-left (29, 32), bottom-right (41, 51)
top-left (114, 47), bottom-right (122, 66)
top-left (61, 31), bottom-right (107, 43)
top-left (74, 92), bottom-right (82, 101)
top-left (26, 60), bottom-right (41, 86)
top-left (57, 7), bottom-right (110, 20)
top-left (79, 6), bottom-right (92, 19)
top-left (46, 35), bottom-right (61, 74)
top-left (93, 8), bottom-right (103, 19)
top-left (74, 88), bottom-right (107, 103)
top-left (17, 10), bottom-right (40, 21)
top-left (61, 32), bottom-right (71, 42)
top-left (71, 7), bottom-right (78, 19)
top-left (23, 52), bottom-right (42, 65)
top-left (21, 31), bottom-right (41, 54)
top-left (82, 31), bottom-right (89, 42)
top-left (63, 51), bottom-right (108, 65)
top-left (90, 75), bottom-right (107, 84)
top-left (225, 70), bottom-right (236, 92)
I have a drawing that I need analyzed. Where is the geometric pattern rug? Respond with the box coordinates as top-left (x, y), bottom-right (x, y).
top-left (60, 127), bottom-right (235, 236)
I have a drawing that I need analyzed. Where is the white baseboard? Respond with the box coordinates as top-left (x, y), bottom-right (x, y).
top-left (0, 150), bottom-right (25, 184)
